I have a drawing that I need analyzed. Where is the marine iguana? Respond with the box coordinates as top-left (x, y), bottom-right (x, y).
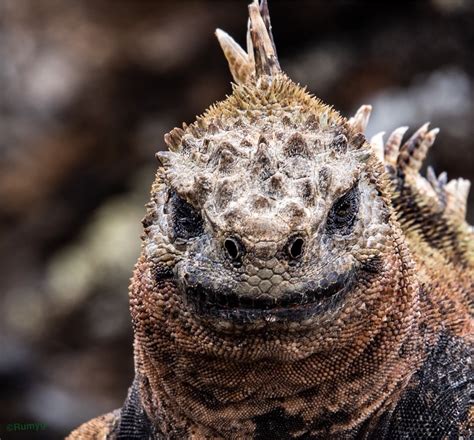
top-left (69, 1), bottom-right (473, 438)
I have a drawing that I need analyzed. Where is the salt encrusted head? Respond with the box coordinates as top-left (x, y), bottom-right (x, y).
top-left (141, 0), bottom-right (463, 329)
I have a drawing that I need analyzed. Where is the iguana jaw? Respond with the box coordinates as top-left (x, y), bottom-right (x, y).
top-left (178, 262), bottom-right (372, 326)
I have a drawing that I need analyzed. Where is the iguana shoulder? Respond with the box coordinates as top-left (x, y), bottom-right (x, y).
top-left (67, 378), bottom-right (156, 439)
top-left (67, 410), bottom-right (120, 440)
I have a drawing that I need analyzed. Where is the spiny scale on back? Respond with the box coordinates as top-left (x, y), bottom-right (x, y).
top-left (69, 1), bottom-right (472, 439)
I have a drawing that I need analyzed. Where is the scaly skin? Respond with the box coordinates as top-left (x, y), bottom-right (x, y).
top-left (69, 1), bottom-right (472, 439)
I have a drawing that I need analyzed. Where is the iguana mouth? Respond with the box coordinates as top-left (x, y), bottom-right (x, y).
top-left (183, 270), bottom-right (354, 323)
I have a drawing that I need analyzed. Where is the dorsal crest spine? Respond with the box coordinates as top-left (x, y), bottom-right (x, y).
top-left (216, 0), bottom-right (280, 85)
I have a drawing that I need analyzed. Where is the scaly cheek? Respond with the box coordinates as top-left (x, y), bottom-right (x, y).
top-left (130, 257), bottom-right (219, 357)
top-left (350, 183), bottom-right (392, 261)
top-left (130, 257), bottom-right (176, 342)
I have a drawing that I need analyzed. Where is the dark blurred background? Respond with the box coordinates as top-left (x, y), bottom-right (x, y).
top-left (0, 0), bottom-right (472, 438)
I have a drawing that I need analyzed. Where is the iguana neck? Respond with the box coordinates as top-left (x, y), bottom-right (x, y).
top-left (130, 240), bottom-right (425, 439)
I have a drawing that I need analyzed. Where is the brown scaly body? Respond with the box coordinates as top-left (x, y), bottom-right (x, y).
top-left (69, 1), bottom-right (473, 439)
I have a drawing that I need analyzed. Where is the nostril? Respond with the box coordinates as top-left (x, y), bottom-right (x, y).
top-left (224, 237), bottom-right (244, 262)
top-left (287, 236), bottom-right (304, 259)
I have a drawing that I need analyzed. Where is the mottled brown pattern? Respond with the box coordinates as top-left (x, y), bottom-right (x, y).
top-left (70, 1), bottom-right (472, 439)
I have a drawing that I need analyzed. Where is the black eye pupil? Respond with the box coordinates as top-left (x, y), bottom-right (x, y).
top-left (327, 186), bottom-right (360, 234)
top-left (337, 202), bottom-right (349, 212)
top-left (335, 200), bottom-right (353, 218)
top-left (170, 192), bottom-right (204, 240)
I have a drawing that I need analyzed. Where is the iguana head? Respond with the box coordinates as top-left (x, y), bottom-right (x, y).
top-left (142, 0), bottom-right (394, 332)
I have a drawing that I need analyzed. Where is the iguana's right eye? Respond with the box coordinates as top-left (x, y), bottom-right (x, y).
top-left (170, 192), bottom-right (204, 240)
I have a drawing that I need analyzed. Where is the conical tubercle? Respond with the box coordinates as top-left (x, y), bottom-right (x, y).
top-left (215, 0), bottom-right (280, 84)
top-left (215, 29), bottom-right (254, 84)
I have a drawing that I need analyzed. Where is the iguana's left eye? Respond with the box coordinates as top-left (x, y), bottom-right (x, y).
top-left (170, 192), bottom-right (204, 240)
top-left (326, 185), bottom-right (360, 235)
